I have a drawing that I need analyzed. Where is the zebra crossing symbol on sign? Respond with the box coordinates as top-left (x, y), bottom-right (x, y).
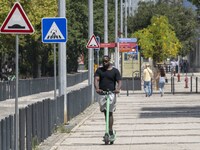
top-left (44, 22), bottom-right (65, 40)
top-left (42, 17), bottom-right (67, 43)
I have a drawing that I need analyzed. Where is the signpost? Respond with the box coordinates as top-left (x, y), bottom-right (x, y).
top-left (0, 2), bottom-right (34, 150)
top-left (95, 36), bottom-right (100, 67)
top-left (100, 42), bottom-right (116, 48)
top-left (42, 17), bottom-right (67, 124)
top-left (117, 38), bottom-right (138, 85)
top-left (118, 38), bottom-right (137, 43)
top-left (86, 36), bottom-right (137, 76)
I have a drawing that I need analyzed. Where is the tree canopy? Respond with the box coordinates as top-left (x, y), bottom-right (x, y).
top-left (133, 15), bottom-right (182, 64)
top-left (128, 1), bottom-right (198, 57)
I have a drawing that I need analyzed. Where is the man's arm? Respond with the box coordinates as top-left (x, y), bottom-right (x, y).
top-left (94, 76), bottom-right (102, 93)
top-left (116, 80), bottom-right (122, 92)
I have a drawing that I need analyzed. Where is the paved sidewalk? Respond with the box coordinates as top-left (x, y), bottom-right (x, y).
top-left (38, 89), bottom-right (200, 150)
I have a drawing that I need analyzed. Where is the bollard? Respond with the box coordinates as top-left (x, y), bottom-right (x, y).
top-left (171, 77), bottom-right (173, 93)
top-left (126, 79), bottom-right (129, 96)
top-left (184, 75), bottom-right (188, 88)
top-left (177, 73), bottom-right (180, 82)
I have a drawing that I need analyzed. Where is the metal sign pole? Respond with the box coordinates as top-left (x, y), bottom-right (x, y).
top-left (15, 35), bottom-right (19, 150)
top-left (95, 36), bottom-right (100, 67)
top-left (54, 44), bottom-right (57, 123)
top-left (115, 0), bottom-right (118, 69)
top-left (58, 0), bottom-right (67, 124)
top-left (88, 0), bottom-right (94, 104)
top-left (117, 41), bottom-right (120, 71)
top-left (54, 44), bottom-right (57, 100)
top-left (104, 0), bottom-right (108, 55)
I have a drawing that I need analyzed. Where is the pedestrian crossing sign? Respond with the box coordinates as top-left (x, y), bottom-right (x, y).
top-left (42, 17), bottom-right (67, 43)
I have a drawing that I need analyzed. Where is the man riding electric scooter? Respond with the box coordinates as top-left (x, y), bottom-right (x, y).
top-left (94, 55), bottom-right (122, 144)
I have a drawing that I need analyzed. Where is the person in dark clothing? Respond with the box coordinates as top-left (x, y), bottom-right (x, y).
top-left (183, 60), bottom-right (189, 73)
top-left (94, 55), bottom-right (122, 139)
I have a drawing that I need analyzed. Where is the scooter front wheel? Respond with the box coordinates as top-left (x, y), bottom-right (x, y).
top-left (104, 134), bottom-right (109, 145)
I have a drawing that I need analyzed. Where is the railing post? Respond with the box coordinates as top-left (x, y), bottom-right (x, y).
top-left (190, 76), bottom-right (192, 92)
top-left (126, 79), bottom-right (129, 96)
top-left (173, 77), bottom-right (175, 95)
top-left (2, 118), bottom-right (6, 150)
top-left (196, 77), bottom-right (198, 93)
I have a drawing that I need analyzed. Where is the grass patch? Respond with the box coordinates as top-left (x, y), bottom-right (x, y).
top-left (55, 124), bottom-right (72, 133)
top-left (32, 136), bottom-right (39, 150)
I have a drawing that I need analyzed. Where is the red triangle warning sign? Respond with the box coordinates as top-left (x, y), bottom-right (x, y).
top-left (86, 34), bottom-right (100, 49)
top-left (0, 2), bottom-right (34, 34)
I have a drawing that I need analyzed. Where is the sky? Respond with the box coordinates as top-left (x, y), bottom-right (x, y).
top-left (183, 0), bottom-right (197, 11)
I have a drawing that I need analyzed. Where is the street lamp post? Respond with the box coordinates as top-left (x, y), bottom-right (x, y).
top-left (104, 0), bottom-right (108, 55)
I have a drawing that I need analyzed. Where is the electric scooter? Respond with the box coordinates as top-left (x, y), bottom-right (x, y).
top-left (102, 91), bottom-right (116, 145)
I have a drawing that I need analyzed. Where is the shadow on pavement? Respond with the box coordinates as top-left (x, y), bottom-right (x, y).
top-left (140, 106), bottom-right (200, 118)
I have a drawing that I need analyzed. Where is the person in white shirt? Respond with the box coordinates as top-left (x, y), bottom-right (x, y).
top-left (171, 59), bottom-right (176, 76)
top-left (142, 63), bottom-right (153, 97)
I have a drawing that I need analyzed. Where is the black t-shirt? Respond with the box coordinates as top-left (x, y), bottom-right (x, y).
top-left (94, 67), bottom-right (121, 91)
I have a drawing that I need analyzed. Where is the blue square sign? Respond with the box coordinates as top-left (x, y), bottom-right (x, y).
top-left (42, 17), bottom-right (67, 43)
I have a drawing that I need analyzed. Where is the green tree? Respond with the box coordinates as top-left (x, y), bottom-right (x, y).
top-left (22, 0), bottom-right (57, 77)
top-left (133, 16), bottom-right (182, 65)
top-left (128, 2), bottom-right (198, 57)
top-left (0, 1), bottom-right (16, 69)
top-left (66, 0), bottom-right (88, 72)
top-left (0, 0), bottom-right (58, 77)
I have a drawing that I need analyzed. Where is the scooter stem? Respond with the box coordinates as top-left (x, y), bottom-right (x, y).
top-left (106, 93), bottom-right (110, 134)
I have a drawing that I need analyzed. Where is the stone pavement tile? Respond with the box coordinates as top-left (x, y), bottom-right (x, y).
top-left (55, 145), bottom-right (133, 150)
top-left (38, 90), bottom-right (200, 150)
top-left (129, 143), bottom-right (200, 150)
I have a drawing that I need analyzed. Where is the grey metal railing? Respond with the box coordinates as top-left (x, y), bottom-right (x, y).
top-left (0, 84), bottom-right (93, 150)
top-left (0, 71), bottom-right (88, 101)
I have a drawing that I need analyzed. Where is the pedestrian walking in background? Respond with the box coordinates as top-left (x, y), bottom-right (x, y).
top-left (142, 63), bottom-right (153, 97)
top-left (171, 59), bottom-right (176, 76)
top-left (183, 60), bottom-right (189, 74)
top-left (156, 67), bottom-right (166, 97)
top-left (175, 59), bottom-right (179, 74)
top-left (94, 55), bottom-right (122, 139)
